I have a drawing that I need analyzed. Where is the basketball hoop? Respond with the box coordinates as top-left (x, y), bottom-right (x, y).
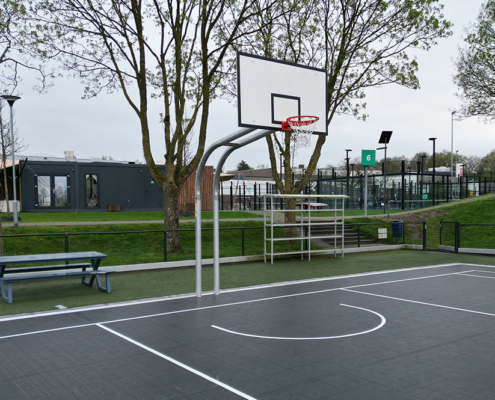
top-left (281, 115), bottom-right (319, 135)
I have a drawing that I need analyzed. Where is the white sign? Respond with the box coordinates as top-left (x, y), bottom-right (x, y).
top-left (456, 163), bottom-right (463, 177)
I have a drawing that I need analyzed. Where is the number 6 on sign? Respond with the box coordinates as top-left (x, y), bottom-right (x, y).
top-left (362, 150), bottom-right (376, 166)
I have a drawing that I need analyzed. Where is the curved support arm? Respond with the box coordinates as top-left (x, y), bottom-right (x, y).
top-left (212, 129), bottom-right (274, 295)
top-left (195, 127), bottom-right (255, 297)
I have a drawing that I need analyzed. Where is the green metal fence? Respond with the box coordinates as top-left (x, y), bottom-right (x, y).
top-left (440, 222), bottom-right (495, 252)
top-left (347, 222), bottom-right (426, 248)
top-left (0, 221), bottom-right (428, 267)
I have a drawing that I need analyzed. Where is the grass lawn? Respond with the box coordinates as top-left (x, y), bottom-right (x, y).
top-left (4, 210), bottom-right (260, 223)
top-left (1, 250), bottom-right (492, 317)
top-left (0, 220), bottom-right (316, 266)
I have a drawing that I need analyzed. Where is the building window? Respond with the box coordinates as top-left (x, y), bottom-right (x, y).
top-left (86, 174), bottom-right (98, 207)
top-left (37, 176), bottom-right (51, 207)
top-left (36, 175), bottom-right (70, 208)
top-left (54, 176), bottom-right (68, 207)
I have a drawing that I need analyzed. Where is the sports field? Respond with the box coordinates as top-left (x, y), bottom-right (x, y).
top-left (2, 257), bottom-right (495, 399)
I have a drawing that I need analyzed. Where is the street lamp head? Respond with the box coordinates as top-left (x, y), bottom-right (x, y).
top-left (378, 131), bottom-right (392, 144)
top-left (452, 110), bottom-right (456, 115)
top-left (429, 137), bottom-right (437, 141)
top-left (0, 95), bottom-right (21, 106)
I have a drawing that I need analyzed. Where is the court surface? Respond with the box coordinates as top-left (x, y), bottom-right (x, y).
top-left (2, 262), bottom-right (495, 399)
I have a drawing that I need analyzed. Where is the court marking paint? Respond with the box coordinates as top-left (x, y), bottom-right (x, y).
top-left (211, 304), bottom-right (386, 340)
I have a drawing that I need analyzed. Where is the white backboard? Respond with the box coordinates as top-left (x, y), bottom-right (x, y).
top-left (237, 52), bottom-right (328, 135)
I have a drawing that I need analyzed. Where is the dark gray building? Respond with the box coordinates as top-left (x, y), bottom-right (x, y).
top-left (15, 154), bottom-right (165, 212)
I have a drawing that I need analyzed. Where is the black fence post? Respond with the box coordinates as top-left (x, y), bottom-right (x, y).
top-left (401, 161), bottom-right (405, 210)
top-left (241, 228), bottom-right (245, 256)
top-left (402, 222), bottom-right (405, 244)
top-left (164, 230), bottom-right (168, 261)
top-left (254, 183), bottom-right (257, 210)
top-left (64, 233), bottom-right (69, 253)
top-left (455, 222), bottom-right (461, 253)
top-left (423, 222), bottom-right (427, 250)
top-left (230, 182), bottom-right (233, 210)
top-left (220, 182), bottom-right (223, 211)
top-left (442, 175), bottom-right (449, 202)
top-left (358, 224), bottom-right (360, 247)
top-left (439, 222), bottom-right (442, 245)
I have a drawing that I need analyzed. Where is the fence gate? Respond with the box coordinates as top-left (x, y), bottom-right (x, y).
top-left (438, 221), bottom-right (458, 252)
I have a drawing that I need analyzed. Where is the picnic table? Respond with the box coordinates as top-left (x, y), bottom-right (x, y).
top-left (0, 251), bottom-right (114, 304)
top-left (296, 202), bottom-right (329, 210)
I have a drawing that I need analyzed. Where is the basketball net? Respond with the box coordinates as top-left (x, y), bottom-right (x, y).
top-left (284, 115), bottom-right (319, 134)
top-left (281, 115), bottom-right (318, 147)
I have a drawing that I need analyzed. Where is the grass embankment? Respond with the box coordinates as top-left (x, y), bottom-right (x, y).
top-left (2, 210), bottom-right (260, 223)
top-left (2, 250), bottom-right (490, 316)
top-left (0, 220), bottom-right (314, 266)
top-left (346, 195), bottom-right (495, 249)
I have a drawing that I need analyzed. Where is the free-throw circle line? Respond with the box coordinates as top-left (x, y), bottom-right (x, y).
top-left (211, 304), bottom-right (386, 341)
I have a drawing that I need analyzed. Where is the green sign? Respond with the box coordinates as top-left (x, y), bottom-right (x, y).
top-left (422, 194), bottom-right (428, 200)
top-left (361, 150), bottom-right (376, 166)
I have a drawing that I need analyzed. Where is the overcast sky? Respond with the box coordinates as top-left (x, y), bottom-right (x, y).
top-left (7, 0), bottom-right (491, 172)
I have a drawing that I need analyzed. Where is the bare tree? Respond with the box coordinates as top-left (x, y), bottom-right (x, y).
top-left (30, 0), bottom-right (279, 251)
top-left (235, 0), bottom-right (452, 229)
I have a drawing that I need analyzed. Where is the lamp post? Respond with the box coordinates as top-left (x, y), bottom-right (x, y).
top-left (377, 131), bottom-right (393, 214)
top-left (0, 95), bottom-right (20, 227)
top-left (429, 137), bottom-right (437, 206)
top-left (345, 149), bottom-right (352, 177)
top-left (345, 149), bottom-right (352, 206)
top-left (451, 111), bottom-right (456, 180)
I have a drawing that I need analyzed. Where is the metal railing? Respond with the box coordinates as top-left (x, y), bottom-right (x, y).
top-left (440, 221), bottom-right (495, 253)
top-left (0, 221), bottom-right (428, 267)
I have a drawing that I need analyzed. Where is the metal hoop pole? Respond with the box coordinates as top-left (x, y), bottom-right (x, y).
top-left (195, 128), bottom-right (255, 297)
top-left (212, 130), bottom-right (274, 295)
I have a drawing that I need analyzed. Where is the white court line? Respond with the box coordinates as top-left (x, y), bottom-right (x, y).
top-left (0, 322), bottom-right (95, 340)
top-left (0, 262), bottom-right (464, 323)
top-left (211, 304), bottom-right (386, 340)
top-left (470, 269), bottom-right (495, 275)
top-left (0, 270), bottom-right (470, 340)
top-left (96, 324), bottom-right (257, 400)
top-left (459, 273), bottom-right (495, 280)
top-left (342, 288), bottom-right (495, 318)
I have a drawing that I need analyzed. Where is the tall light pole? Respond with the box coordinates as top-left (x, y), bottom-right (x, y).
top-left (377, 131), bottom-right (392, 214)
top-left (0, 95), bottom-right (20, 227)
top-left (429, 137), bottom-right (437, 206)
top-left (345, 149), bottom-right (352, 207)
top-left (451, 111), bottom-right (456, 180)
top-left (345, 149), bottom-right (352, 177)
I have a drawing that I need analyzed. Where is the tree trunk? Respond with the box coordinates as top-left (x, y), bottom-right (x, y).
top-left (2, 157), bottom-right (10, 217)
top-left (0, 219), bottom-right (3, 256)
top-left (284, 197), bottom-right (297, 242)
top-left (163, 182), bottom-right (182, 253)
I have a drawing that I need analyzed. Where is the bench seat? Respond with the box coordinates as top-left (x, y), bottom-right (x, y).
top-left (0, 269), bottom-right (115, 304)
top-left (2, 263), bottom-right (92, 275)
